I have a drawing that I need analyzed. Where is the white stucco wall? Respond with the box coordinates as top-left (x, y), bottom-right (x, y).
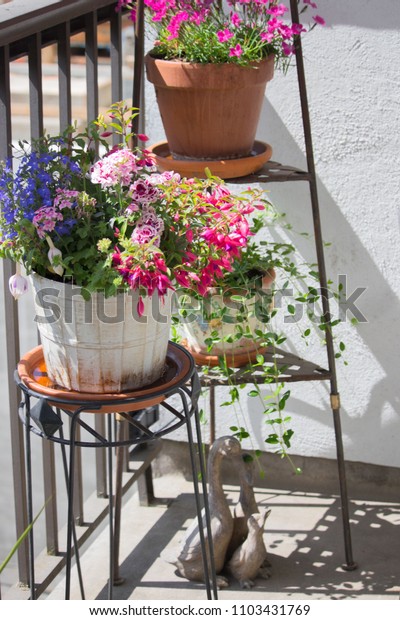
top-left (145, 0), bottom-right (400, 469)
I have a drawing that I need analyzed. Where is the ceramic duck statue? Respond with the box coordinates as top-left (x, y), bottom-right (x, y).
top-left (225, 454), bottom-right (271, 572)
top-left (169, 436), bottom-right (243, 588)
top-left (226, 508), bottom-right (271, 589)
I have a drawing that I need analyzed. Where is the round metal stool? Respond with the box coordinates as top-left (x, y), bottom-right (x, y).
top-left (16, 342), bottom-right (218, 600)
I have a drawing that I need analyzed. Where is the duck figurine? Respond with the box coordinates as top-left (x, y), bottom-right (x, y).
top-left (226, 508), bottom-right (271, 589)
top-left (225, 454), bottom-right (271, 572)
top-left (168, 436), bottom-right (243, 588)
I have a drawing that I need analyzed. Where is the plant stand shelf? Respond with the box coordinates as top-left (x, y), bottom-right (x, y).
top-left (199, 348), bottom-right (330, 387)
top-left (228, 160), bottom-right (313, 184)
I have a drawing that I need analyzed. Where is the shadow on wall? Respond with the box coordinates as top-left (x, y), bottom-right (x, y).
top-left (246, 95), bottom-right (400, 466)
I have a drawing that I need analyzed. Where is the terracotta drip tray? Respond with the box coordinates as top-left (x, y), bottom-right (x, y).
top-left (148, 141), bottom-right (272, 180)
top-left (17, 343), bottom-right (193, 413)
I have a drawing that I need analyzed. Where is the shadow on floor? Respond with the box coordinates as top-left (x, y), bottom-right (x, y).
top-left (93, 481), bottom-right (399, 601)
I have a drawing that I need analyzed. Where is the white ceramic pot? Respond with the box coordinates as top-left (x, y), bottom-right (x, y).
top-left (30, 273), bottom-right (172, 393)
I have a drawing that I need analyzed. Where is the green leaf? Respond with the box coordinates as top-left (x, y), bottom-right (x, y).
top-left (0, 499), bottom-right (49, 574)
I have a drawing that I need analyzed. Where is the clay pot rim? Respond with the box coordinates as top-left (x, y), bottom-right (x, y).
top-left (145, 52), bottom-right (275, 88)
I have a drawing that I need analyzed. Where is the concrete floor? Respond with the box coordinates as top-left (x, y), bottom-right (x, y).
top-left (37, 473), bottom-right (399, 601)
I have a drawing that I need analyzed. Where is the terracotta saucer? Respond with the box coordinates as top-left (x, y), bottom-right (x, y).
top-left (17, 343), bottom-right (194, 413)
top-left (183, 343), bottom-right (267, 369)
top-left (148, 140), bottom-right (273, 180)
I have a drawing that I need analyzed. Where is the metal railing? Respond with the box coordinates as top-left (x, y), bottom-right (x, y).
top-left (0, 0), bottom-right (137, 595)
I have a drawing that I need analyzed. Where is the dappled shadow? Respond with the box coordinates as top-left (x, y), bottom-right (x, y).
top-left (94, 486), bottom-right (399, 600)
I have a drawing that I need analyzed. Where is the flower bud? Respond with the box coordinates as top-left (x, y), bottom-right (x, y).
top-left (9, 272), bottom-right (28, 300)
top-left (46, 236), bottom-right (64, 277)
top-left (48, 246), bottom-right (64, 277)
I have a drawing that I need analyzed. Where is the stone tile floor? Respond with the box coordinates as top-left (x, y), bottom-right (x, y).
top-left (36, 474), bottom-right (400, 601)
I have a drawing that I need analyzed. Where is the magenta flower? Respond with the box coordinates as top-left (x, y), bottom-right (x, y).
top-left (230, 12), bottom-right (242, 28)
top-left (282, 41), bottom-right (295, 56)
top-left (267, 3), bottom-right (288, 17)
top-left (217, 29), bottom-right (234, 43)
top-left (313, 15), bottom-right (326, 26)
top-left (229, 44), bottom-right (243, 58)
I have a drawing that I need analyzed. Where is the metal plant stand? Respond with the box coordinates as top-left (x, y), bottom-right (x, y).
top-left (16, 342), bottom-right (219, 600)
top-left (131, 0), bottom-right (357, 574)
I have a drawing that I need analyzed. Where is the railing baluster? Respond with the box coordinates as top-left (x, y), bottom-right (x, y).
top-left (58, 21), bottom-right (72, 130)
top-left (28, 33), bottom-right (44, 140)
top-left (85, 10), bottom-right (99, 125)
top-left (0, 44), bottom-right (12, 160)
top-left (110, 6), bottom-right (123, 105)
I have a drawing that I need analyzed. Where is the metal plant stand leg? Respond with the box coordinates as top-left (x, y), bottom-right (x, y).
top-left (65, 407), bottom-right (86, 600)
top-left (181, 378), bottom-right (218, 600)
top-left (330, 394), bottom-right (357, 570)
top-left (289, 0), bottom-right (357, 571)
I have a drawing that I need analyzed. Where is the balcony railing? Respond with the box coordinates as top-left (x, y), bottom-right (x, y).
top-left (0, 0), bottom-right (147, 598)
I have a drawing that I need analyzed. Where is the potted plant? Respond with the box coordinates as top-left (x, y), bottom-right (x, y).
top-left (0, 101), bottom-right (266, 394)
top-left (172, 207), bottom-right (346, 464)
top-left (118, 0), bottom-right (325, 174)
top-left (177, 241), bottom-right (276, 366)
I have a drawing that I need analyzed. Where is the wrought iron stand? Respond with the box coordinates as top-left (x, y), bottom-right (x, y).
top-left (16, 342), bottom-right (219, 600)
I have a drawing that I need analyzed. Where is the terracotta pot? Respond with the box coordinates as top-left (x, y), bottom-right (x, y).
top-left (145, 54), bottom-right (274, 161)
top-left (30, 273), bottom-right (172, 393)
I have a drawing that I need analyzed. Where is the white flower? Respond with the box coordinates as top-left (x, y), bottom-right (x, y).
top-left (9, 272), bottom-right (28, 300)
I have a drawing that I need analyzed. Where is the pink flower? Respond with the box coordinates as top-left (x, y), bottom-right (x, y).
top-left (137, 133), bottom-right (149, 142)
top-left (267, 3), bottom-right (288, 17)
top-left (282, 41), bottom-right (295, 56)
top-left (91, 147), bottom-right (138, 188)
top-left (230, 12), bottom-right (242, 28)
top-left (33, 206), bottom-right (63, 239)
top-left (229, 44), bottom-right (243, 58)
top-left (260, 31), bottom-right (274, 43)
top-left (217, 29), bottom-right (234, 43)
top-left (313, 15), bottom-right (326, 26)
